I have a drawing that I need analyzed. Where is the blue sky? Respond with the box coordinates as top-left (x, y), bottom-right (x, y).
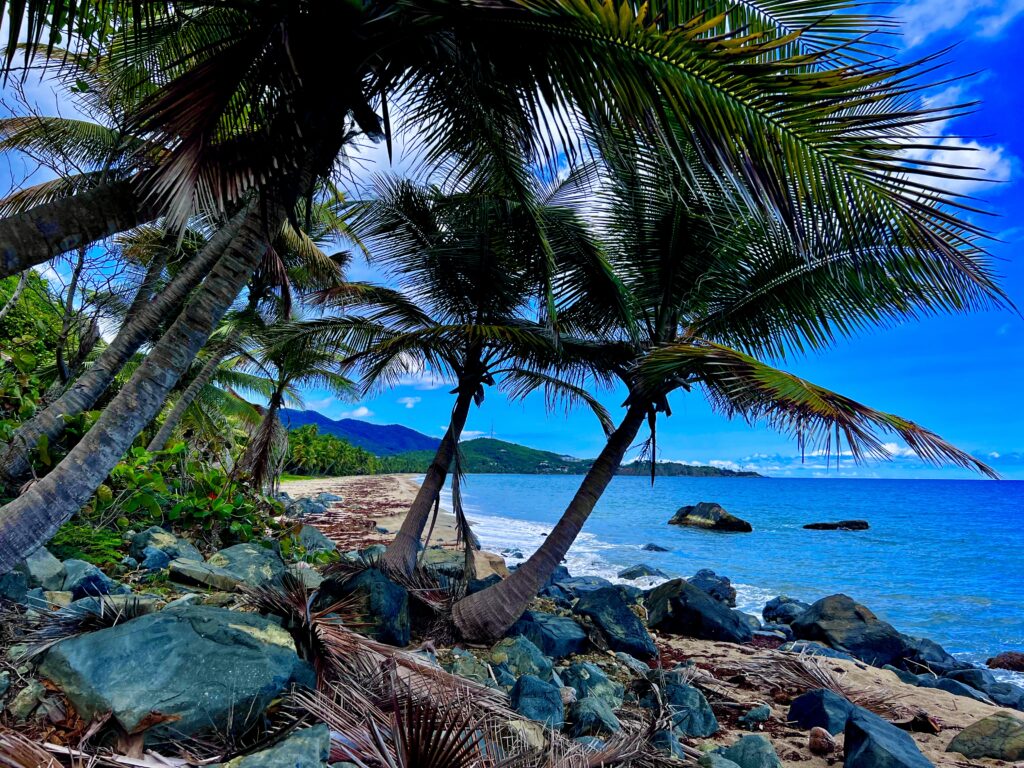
top-left (3, 4), bottom-right (1023, 479)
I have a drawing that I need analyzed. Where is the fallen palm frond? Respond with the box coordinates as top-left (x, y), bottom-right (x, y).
top-left (20, 596), bottom-right (155, 661)
top-left (0, 728), bottom-right (62, 768)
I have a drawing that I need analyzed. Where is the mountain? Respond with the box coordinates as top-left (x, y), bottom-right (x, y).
top-left (385, 437), bottom-right (762, 477)
top-left (279, 409), bottom-right (441, 456)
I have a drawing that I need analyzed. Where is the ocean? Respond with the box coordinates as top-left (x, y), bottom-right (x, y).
top-left (440, 474), bottom-right (1024, 682)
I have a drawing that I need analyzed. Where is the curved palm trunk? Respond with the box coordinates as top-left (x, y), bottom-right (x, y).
top-left (0, 179), bottom-right (156, 280)
top-left (0, 204), bottom-right (277, 572)
top-left (382, 387), bottom-right (476, 576)
top-left (240, 390), bottom-right (284, 490)
top-left (0, 271), bottom-right (27, 322)
top-left (0, 211), bottom-right (243, 485)
top-left (452, 402), bottom-right (647, 642)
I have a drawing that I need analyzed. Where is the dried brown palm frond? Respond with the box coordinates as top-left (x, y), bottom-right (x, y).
top-left (20, 596), bottom-right (154, 661)
top-left (324, 551), bottom-right (463, 620)
top-left (0, 728), bottom-right (62, 768)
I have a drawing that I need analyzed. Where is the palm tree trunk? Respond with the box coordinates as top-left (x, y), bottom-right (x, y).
top-left (0, 203), bottom-right (277, 573)
top-left (0, 271), bottom-right (27, 322)
top-left (382, 387), bottom-right (476, 576)
top-left (122, 250), bottom-right (168, 327)
top-left (240, 389), bottom-right (284, 490)
top-left (452, 402), bottom-right (647, 642)
top-left (0, 179), bottom-right (156, 280)
top-left (0, 209), bottom-right (244, 485)
top-left (55, 247), bottom-right (87, 383)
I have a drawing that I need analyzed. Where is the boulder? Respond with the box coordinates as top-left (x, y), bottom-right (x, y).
top-left (510, 675), bottom-right (564, 729)
top-left (217, 725), bottom-right (331, 767)
top-left (617, 564), bottom-right (668, 580)
top-left (688, 569), bottom-right (737, 606)
top-left (62, 559), bottom-right (127, 600)
top-left (787, 689), bottom-right (856, 734)
top-left (988, 651), bottom-right (1024, 672)
top-left (334, 569), bottom-right (409, 647)
top-left (16, 548), bottom-right (65, 590)
top-left (313, 492), bottom-right (342, 504)
top-left (445, 648), bottom-right (492, 687)
top-left (7, 679), bottom-right (45, 721)
top-left (490, 636), bottom-right (552, 680)
top-left (716, 735), bottom-right (782, 768)
top-left (762, 596), bottom-right (810, 625)
top-left (698, 756), bottom-right (742, 768)
top-left (802, 520), bottom-right (869, 530)
top-left (646, 579), bottom-right (754, 643)
top-left (946, 711), bottom-right (1024, 762)
top-left (642, 543), bottom-right (670, 552)
top-left (644, 670), bottom-right (718, 737)
top-left (169, 558), bottom-right (242, 591)
top-left (669, 502), bottom-right (752, 533)
top-left (552, 575), bottom-right (614, 597)
top-left (510, 610), bottom-right (588, 659)
top-left (615, 651), bottom-right (651, 676)
top-left (39, 605), bottom-right (313, 743)
top-left (130, 526), bottom-right (203, 563)
top-left (0, 570), bottom-right (28, 602)
top-left (757, 624), bottom-right (795, 641)
top-left (791, 594), bottom-right (922, 668)
top-left (473, 550), bottom-right (510, 580)
top-left (575, 587), bottom-right (658, 660)
top-left (207, 543), bottom-right (287, 587)
top-left (567, 696), bottom-right (620, 737)
top-left (140, 546), bottom-right (171, 572)
top-left (778, 640), bottom-right (854, 660)
top-left (843, 708), bottom-right (933, 768)
top-left (739, 704), bottom-right (771, 730)
top-left (293, 525), bottom-right (336, 555)
top-left (902, 635), bottom-right (966, 675)
top-left (562, 662), bottom-right (624, 709)
top-left (944, 667), bottom-right (1024, 709)
top-left (650, 729), bottom-right (687, 758)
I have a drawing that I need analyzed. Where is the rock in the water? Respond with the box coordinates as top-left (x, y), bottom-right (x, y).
top-left (62, 559), bottom-right (127, 600)
top-left (567, 696), bottom-right (621, 737)
top-left (510, 675), bottom-right (564, 729)
top-left (644, 670), bottom-right (718, 737)
top-left (716, 734), bottom-right (782, 768)
top-left (510, 610), bottom-right (588, 659)
top-left (988, 651), bottom-right (1024, 672)
top-left (562, 662), bottom-right (624, 709)
top-left (130, 526), bottom-right (203, 563)
top-left (787, 689), bottom-right (856, 735)
top-left (490, 636), bottom-right (552, 680)
top-left (642, 543), bottom-right (670, 552)
top-left (575, 586), bottom-right (658, 660)
top-left (946, 711), bottom-right (1024, 761)
top-left (333, 569), bottom-right (409, 647)
top-left (844, 708), bottom-right (933, 768)
top-left (16, 548), bottom-right (65, 590)
top-left (688, 569), bottom-right (737, 606)
top-left (802, 520), bottom-right (869, 530)
top-left (646, 579), bottom-right (754, 643)
top-left (668, 502), bottom-right (752, 532)
top-left (791, 594), bottom-right (925, 669)
top-left (218, 725), bottom-right (331, 767)
top-left (39, 605), bottom-right (313, 743)
top-left (809, 727), bottom-right (837, 755)
top-left (762, 595), bottom-right (811, 625)
top-left (169, 558), bottom-right (242, 591)
top-left (207, 543), bottom-right (287, 587)
top-left (617, 564), bottom-right (668, 580)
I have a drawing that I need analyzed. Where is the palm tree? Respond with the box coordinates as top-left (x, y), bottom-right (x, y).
top-left (294, 170), bottom-right (623, 575)
top-left (0, 0), bottom-right (1001, 572)
top-left (451, 129), bottom-right (1004, 641)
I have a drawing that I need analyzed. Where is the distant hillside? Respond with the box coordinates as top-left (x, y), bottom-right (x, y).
top-left (385, 437), bottom-right (762, 477)
top-left (279, 409), bottom-right (440, 456)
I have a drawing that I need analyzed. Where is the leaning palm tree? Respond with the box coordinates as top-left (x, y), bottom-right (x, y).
top-left (451, 127), bottom-right (1005, 641)
top-left (296, 170), bottom-right (623, 575)
top-left (0, 0), bottom-right (999, 572)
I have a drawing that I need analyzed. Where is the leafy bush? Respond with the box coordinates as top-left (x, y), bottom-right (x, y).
top-left (48, 522), bottom-right (126, 567)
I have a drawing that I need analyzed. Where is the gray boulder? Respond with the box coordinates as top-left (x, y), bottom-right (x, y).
top-left (334, 569), bottom-right (409, 647)
top-left (217, 725), bottom-right (331, 767)
top-left (568, 696), bottom-right (620, 737)
top-left (688, 569), bottom-right (737, 606)
top-left (945, 667), bottom-right (1024, 709)
top-left (293, 525), bottom-right (336, 555)
top-left (716, 735), bottom-right (781, 768)
top-left (130, 527), bottom-right (203, 563)
top-left (207, 543), bottom-right (287, 587)
top-left (562, 662), bottom-right (624, 709)
top-left (39, 605), bottom-right (314, 743)
top-left (669, 502), bottom-right (752, 532)
top-left (618, 564), bottom-right (668, 580)
top-left (62, 559), bottom-right (128, 600)
top-left (651, 729), bottom-right (687, 758)
top-left (140, 546), bottom-right (171, 572)
top-left (778, 640), bottom-right (854, 660)
top-left (844, 708), bottom-right (933, 768)
top-left (787, 688), bottom-right (856, 734)
top-left (16, 548), bottom-right (65, 590)
top-left (576, 586), bottom-right (658, 660)
top-left (646, 579), bottom-right (753, 643)
top-left (169, 558), bottom-right (243, 591)
top-left (644, 670), bottom-right (718, 737)
top-left (946, 711), bottom-right (1024, 762)
top-left (0, 570), bottom-right (28, 602)
top-left (762, 595), bottom-right (810, 625)
top-left (490, 636), bottom-right (552, 680)
top-left (510, 675), bottom-right (564, 729)
top-left (642, 543), bottom-right (670, 552)
top-left (510, 610), bottom-right (588, 659)
top-left (698, 756), bottom-right (742, 768)
top-left (444, 648), bottom-right (492, 687)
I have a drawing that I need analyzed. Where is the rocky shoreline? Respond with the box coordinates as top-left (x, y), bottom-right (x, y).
top-left (1, 475), bottom-right (1022, 767)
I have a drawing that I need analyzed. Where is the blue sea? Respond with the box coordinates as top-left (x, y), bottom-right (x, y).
top-left (441, 475), bottom-right (1024, 681)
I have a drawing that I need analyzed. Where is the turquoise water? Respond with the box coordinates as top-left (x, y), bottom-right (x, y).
top-left (443, 475), bottom-right (1024, 674)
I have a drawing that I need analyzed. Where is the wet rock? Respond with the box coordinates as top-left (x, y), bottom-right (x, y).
top-left (809, 726), bottom-right (837, 755)
top-left (39, 606), bottom-right (313, 743)
top-left (169, 558), bottom-right (242, 591)
top-left (757, 624), bottom-right (795, 641)
top-left (716, 734), bottom-right (782, 768)
top-left (762, 596), bottom-right (811, 625)
top-left (669, 502), bottom-right (752, 533)
top-left (945, 667), bottom-right (1024, 709)
top-left (207, 543), bottom-right (287, 587)
top-left (618, 564), bottom-right (668, 580)
top-left (562, 662), bottom-right (624, 709)
top-left (646, 579), bottom-right (754, 643)
top-left (16, 547), bottom-right (65, 590)
top-left (62, 559), bottom-right (128, 600)
top-left (217, 725), bottom-right (330, 767)
top-left (510, 675), bottom-right (564, 729)
top-left (552, 575), bottom-right (614, 597)
top-left (332, 569), bottom-right (409, 647)
top-left (803, 520), bottom-right (869, 530)
top-left (130, 526), bottom-right (203, 563)
top-left (689, 569), bottom-right (737, 606)
top-left (642, 543), bottom-right (670, 552)
top-left (988, 651), bottom-right (1024, 672)
top-left (787, 688), bottom-right (856, 735)
top-left (946, 711), bottom-right (1024, 762)
top-left (576, 586), bottom-right (658, 660)
top-left (567, 696), bottom-right (620, 737)
top-left (844, 708), bottom-right (932, 768)
top-left (490, 636), bottom-right (552, 680)
top-left (510, 610), bottom-right (588, 659)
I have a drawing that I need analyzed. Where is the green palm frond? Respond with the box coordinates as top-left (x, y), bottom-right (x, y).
top-left (638, 340), bottom-right (997, 477)
top-left (500, 368), bottom-right (616, 436)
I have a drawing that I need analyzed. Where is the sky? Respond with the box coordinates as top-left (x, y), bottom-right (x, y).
top-left (3, 3), bottom-right (1024, 480)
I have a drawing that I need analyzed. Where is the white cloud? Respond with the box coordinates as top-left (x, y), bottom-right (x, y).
top-left (879, 442), bottom-right (919, 458)
top-left (393, 354), bottom-right (453, 390)
top-left (397, 396), bottom-right (422, 409)
top-left (306, 396), bottom-right (337, 412)
top-left (461, 430), bottom-right (487, 440)
top-left (898, 0), bottom-right (1024, 47)
top-left (340, 406), bottom-right (373, 419)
